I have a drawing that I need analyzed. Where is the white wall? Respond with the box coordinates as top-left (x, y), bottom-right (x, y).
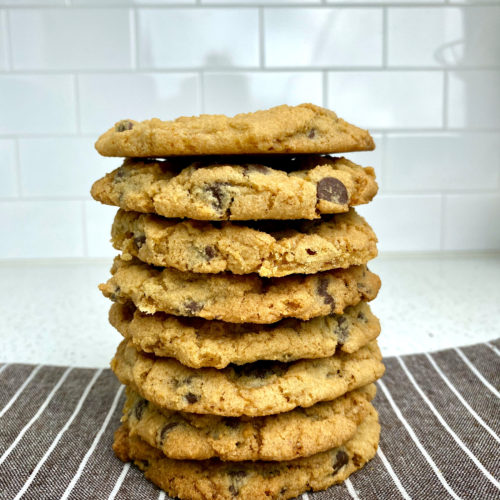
top-left (0, 1), bottom-right (499, 258)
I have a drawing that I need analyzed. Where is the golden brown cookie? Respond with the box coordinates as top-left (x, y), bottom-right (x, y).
top-left (111, 209), bottom-right (377, 277)
top-left (113, 406), bottom-right (380, 500)
top-left (111, 340), bottom-right (384, 417)
top-left (95, 103), bottom-right (375, 157)
top-left (91, 156), bottom-right (377, 221)
top-left (109, 301), bottom-right (380, 369)
top-left (122, 384), bottom-right (376, 461)
top-left (100, 257), bottom-right (381, 323)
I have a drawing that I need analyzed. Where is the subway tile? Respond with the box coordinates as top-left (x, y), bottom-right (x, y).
top-left (385, 132), bottom-right (500, 191)
top-left (0, 1), bottom-right (65, 4)
top-left (356, 194), bottom-right (442, 252)
top-left (264, 8), bottom-right (382, 68)
top-left (0, 140), bottom-right (18, 198)
top-left (327, 71), bottom-right (444, 129)
top-left (203, 72), bottom-right (322, 115)
top-left (343, 133), bottom-right (384, 188)
top-left (328, 0), bottom-right (443, 2)
top-left (206, 0), bottom-right (317, 4)
top-left (19, 137), bottom-right (118, 198)
top-left (0, 200), bottom-right (84, 258)
top-left (138, 9), bottom-right (258, 69)
top-left (388, 7), bottom-right (500, 68)
top-left (0, 75), bottom-right (76, 134)
top-left (78, 73), bottom-right (200, 135)
top-left (74, 0), bottom-right (193, 4)
top-left (84, 201), bottom-right (118, 258)
top-left (448, 70), bottom-right (500, 129)
top-left (9, 9), bottom-right (132, 71)
top-left (0, 11), bottom-right (8, 71)
top-left (443, 194), bottom-right (500, 250)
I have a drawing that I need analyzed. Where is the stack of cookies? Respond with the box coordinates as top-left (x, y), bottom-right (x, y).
top-left (91, 104), bottom-right (384, 499)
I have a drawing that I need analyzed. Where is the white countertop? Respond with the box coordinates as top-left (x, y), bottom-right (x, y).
top-left (0, 255), bottom-right (499, 368)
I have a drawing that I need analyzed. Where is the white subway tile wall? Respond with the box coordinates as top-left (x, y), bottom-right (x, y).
top-left (0, 3), bottom-right (498, 259)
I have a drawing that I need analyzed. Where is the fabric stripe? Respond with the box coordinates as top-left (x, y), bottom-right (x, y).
top-left (344, 479), bottom-right (359, 500)
top-left (344, 445), bottom-right (405, 500)
top-left (0, 365), bottom-right (41, 418)
top-left (13, 369), bottom-right (103, 499)
top-left (397, 356), bottom-right (500, 490)
top-left (378, 378), bottom-right (460, 499)
top-left (108, 463), bottom-right (131, 500)
top-left (114, 459), bottom-right (164, 499)
top-left (0, 364), bottom-right (44, 415)
top-left (376, 448), bottom-right (411, 500)
top-left (455, 347), bottom-right (500, 397)
top-left (66, 389), bottom-right (126, 500)
top-left (0, 367), bottom-right (72, 467)
top-left (303, 494), bottom-right (310, 500)
top-left (425, 353), bottom-right (500, 445)
top-left (158, 492), bottom-right (166, 500)
top-left (432, 349), bottom-right (500, 433)
top-left (61, 383), bottom-right (125, 500)
top-left (384, 358), bottom-right (499, 499)
top-left (0, 363), bottom-right (9, 376)
top-left (486, 342), bottom-right (500, 357)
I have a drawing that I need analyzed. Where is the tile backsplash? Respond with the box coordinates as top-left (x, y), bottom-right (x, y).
top-left (0, 1), bottom-right (499, 259)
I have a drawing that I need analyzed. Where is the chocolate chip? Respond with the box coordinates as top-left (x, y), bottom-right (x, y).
top-left (317, 277), bottom-right (335, 312)
top-left (204, 245), bottom-right (217, 261)
top-left (357, 311), bottom-right (367, 322)
top-left (306, 249), bottom-right (317, 255)
top-left (114, 168), bottom-right (127, 180)
top-left (134, 399), bottom-right (148, 420)
top-left (317, 177), bottom-right (348, 205)
top-left (223, 418), bottom-right (240, 429)
top-left (233, 360), bottom-right (288, 379)
top-left (335, 316), bottom-right (349, 345)
top-left (308, 128), bottom-right (316, 139)
top-left (115, 120), bottom-right (133, 132)
top-left (110, 286), bottom-right (121, 301)
top-left (204, 182), bottom-right (232, 213)
top-left (159, 422), bottom-right (178, 444)
top-left (184, 300), bottom-right (204, 316)
top-left (134, 234), bottom-right (146, 249)
top-left (228, 470), bottom-right (247, 479)
top-left (228, 470), bottom-right (247, 496)
top-left (184, 392), bottom-right (199, 404)
top-left (332, 450), bottom-right (349, 476)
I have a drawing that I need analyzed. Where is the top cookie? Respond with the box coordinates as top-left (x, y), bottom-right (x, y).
top-left (95, 103), bottom-right (374, 157)
top-left (91, 155), bottom-right (377, 221)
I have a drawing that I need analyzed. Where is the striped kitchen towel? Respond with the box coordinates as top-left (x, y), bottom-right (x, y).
top-left (0, 339), bottom-right (499, 500)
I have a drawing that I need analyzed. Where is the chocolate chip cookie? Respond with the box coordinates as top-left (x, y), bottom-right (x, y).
top-left (95, 103), bottom-right (375, 157)
top-left (122, 384), bottom-right (375, 461)
top-left (100, 256), bottom-right (381, 323)
top-left (113, 406), bottom-right (380, 500)
top-left (91, 155), bottom-right (377, 221)
top-left (111, 208), bottom-right (377, 277)
top-left (111, 340), bottom-right (384, 417)
top-left (109, 301), bottom-right (380, 369)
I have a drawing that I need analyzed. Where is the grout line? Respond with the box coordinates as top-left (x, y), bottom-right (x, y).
top-left (322, 71), bottom-right (328, 108)
top-left (382, 7), bottom-right (388, 68)
top-left (2, 3), bottom-right (499, 9)
top-left (1, 67), bottom-right (499, 75)
top-left (73, 74), bottom-right (81, 135)
top-left (199, 71), bottom-right (205, 113)
top-left (442, 70), bottom-right (448, 129)
top-left (13, 137), bottom-right (23, 199)
top-left (4, 9), bottom-right (13, 72)
top-left (258, 7), bottom-right (265, 69)
top-left (130, 8), bottom-right (138, 71)
top-left (81, 200), bottom-right (89, 258)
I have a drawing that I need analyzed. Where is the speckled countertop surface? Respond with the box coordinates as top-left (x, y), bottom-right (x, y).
top-left (0, 254), bottom-right (499, 368)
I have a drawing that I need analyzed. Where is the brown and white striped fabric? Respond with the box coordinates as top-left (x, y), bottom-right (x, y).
top-left (1, 339), bottom-right (499, 500)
